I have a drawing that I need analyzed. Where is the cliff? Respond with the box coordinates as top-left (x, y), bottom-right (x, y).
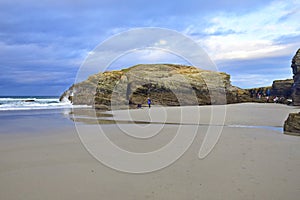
top-left (59, 73), bottom-right (100, 105)
top-left (271, 79), bottom-right (293, 98)
top-left (61, 64), bottom-right (252, 108)
top-left (291, 48), bottom-right (300, 105)
top-left (283, 49), bottom-right (300, 135)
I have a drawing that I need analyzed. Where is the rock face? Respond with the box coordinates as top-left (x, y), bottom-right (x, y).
top-left (59, 73), bottom-right (100, 105)
top-left (291, 48), bottom-right (300, 106)
top-left (61, 64), bottom-right (251, 108)
top-left (284, 112), bottom-right (300, 135)
top-left (271, 79), bottom-right (293, 98)
top-left (283, 49), bottom-right (300, 136)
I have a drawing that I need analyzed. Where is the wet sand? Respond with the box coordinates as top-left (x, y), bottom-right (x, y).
top-left (1, 103), bottom-right (300, 200)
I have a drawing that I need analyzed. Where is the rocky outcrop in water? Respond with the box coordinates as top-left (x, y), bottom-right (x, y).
top-left (284, 112), bottom-right (300, 136)
top-left (61, 64), bottom-right (253, 108)
top-left (291, 48), bottom-right (300, 106)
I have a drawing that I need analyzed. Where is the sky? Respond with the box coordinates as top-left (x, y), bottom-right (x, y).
top-left (0, 0), bottom-right (300, 96)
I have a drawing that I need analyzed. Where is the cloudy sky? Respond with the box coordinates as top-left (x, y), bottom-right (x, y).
top-left (1, 0), bottom-right (300, 95)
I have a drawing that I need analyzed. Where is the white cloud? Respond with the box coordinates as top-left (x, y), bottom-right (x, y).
top-left (154, 39), bottom-right (167, 46)
top-left (106, 49), bottom-right (189, 70)
top-left (136, 49), bottom-right (182, 62)
top-left (186, 0), bottom-right (300, 61)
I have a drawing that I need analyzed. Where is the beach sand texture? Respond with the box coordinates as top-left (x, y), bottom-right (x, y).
top-left (1, 103), bottom-right (300, 200)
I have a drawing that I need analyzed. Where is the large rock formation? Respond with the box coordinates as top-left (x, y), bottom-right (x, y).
top-left (61, 64), bottom-right (252, 108)
top-left (291, 48), bottom-right (300, 105)
top-left (284, 112), bottom-right (300, 136)
top-left (283, 49), bottom-right (300, 136)
top-left (271, 79), bottom-right (293, 98)
top-left (59, 73), bottom-right (100, 105)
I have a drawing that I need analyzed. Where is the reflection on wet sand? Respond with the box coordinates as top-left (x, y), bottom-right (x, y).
top-left (69, 107), bottom-right (283, 132)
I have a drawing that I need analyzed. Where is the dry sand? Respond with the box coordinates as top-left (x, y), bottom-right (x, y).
top-left (1, 103), bottom-right (300, 200)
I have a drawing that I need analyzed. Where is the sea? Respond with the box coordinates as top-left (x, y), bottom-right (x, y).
top-left (0, 96), bottom-right (90, 134)
top-left (0, 96), bottom-right (75, 111)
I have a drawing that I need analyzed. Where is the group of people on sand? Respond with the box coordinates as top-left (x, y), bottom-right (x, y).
top-left (250, 88), bottom-right (271, 100)
top-left (272, 96), bottom-right (290, 104)
top-left (136, 97), bottom-right (151, 109)
top-left (249, 88), bottom-right (290, 104)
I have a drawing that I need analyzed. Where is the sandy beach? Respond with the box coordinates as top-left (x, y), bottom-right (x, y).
top-left (1, 103), bottom-right (300, 200)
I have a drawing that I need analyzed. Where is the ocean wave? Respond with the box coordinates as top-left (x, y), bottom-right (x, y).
top-left (0, 96), bottom-right (89, 111)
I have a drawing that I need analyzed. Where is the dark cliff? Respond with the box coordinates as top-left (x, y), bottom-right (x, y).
top-left (284, 49), bottom-right (300, 135)
top-left (291, 48), bottom-right (300, 105)
top-left (271, 79), bottom-right (293, 98)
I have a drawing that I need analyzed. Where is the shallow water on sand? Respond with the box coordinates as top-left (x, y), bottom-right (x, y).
top-left (0, 105), bottom-right (289, 135)
top-left (69, 108), bottom-right (284, 133)
top-left (0, 108), bottom-right (75, 134)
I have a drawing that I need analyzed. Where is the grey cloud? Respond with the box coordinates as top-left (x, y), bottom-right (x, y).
top-left (0, 0), bottom-right (286, 94)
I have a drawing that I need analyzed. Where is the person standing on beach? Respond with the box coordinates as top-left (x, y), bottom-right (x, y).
top-left (266, 88), bottom-right (271, 103)
top-left (266, 88), bottom-right (271, 97)
top-left (147, 97), bottom-right (151, 108)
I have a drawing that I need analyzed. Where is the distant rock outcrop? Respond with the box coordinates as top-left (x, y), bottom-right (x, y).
top-left (271, 79), bottom-right (293, 98)
top-left (291, 48), bottom-right (300, 106)
top-left (284, 112), bottom-right (300, 136)
top-left (61, 64), bottom-right (253, 108)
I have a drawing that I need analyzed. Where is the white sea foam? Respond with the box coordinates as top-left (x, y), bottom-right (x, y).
top-left (0, 96), bottom-right (89, 111)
